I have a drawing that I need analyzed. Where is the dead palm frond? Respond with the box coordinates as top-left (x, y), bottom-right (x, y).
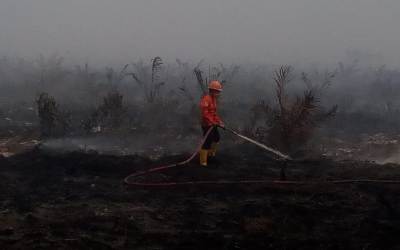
top-left (126, 57), bottom-right (165, 103)
top-left (193, 67), bottom-right (207, 95)
top-left (273, 65), bottom-right (292, 118)
top-left (151, 57), bottom-right (163, 85)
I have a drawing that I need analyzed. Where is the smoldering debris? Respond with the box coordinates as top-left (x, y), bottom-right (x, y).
top-left (38, 134), bottom-right (202, 160)
top-left (318, 133), bottom-right (400, 164)
top-left (0, 137), bottom-right (39, 158)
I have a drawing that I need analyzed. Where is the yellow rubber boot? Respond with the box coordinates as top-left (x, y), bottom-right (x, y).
top-left (199, 149), bottom-right (208, 166)
top-left (209, 143), bottom-right (218, 157)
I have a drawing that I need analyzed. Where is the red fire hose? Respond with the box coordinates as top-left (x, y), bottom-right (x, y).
top-left (123, 127), bottom-right (400, 187)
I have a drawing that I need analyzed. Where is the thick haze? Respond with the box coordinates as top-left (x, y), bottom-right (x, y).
top-left (1, 0), bottom-right (399, 66)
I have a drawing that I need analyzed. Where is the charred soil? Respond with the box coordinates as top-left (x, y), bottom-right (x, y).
top-left (1, 145), bottom-right (400, 249)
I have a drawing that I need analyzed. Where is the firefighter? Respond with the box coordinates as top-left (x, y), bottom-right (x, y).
top-left (199, 80), bottom-right (224, 166)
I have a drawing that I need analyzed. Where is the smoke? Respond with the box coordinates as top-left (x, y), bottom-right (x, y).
top-left (1, 1), bottom-right (400, 66)
top-left (39, 134), bottom-right (200, 159)
top-left (1, 1), bottom-right (400, 159)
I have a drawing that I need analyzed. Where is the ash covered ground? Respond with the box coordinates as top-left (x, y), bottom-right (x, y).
top-left (1, 130), bottom-right (400, 249)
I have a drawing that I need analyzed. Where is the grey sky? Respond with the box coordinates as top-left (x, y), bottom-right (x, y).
top-left (0, 0), bottom-right (399, 65)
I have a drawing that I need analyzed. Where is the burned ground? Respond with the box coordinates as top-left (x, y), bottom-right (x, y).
top-left (1, 144), bottom-right (400, 249)
top-left (2, 58), bottom-right (400, 249)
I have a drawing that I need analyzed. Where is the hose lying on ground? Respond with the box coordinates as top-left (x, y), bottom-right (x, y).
top-left (123, 126), bottom-right (400, 187)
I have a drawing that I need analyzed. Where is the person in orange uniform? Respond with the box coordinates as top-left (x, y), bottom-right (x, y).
top-left (199, 80), bottom-right (225, 166)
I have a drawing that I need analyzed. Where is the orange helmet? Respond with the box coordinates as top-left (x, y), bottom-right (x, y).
top-left (208, 80), bottom-right (222, 92)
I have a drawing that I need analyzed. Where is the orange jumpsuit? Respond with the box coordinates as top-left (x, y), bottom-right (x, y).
top-left (200, 94), bottom-right (222, 126)
top-left (200, 94), bottom-right (222, 149)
